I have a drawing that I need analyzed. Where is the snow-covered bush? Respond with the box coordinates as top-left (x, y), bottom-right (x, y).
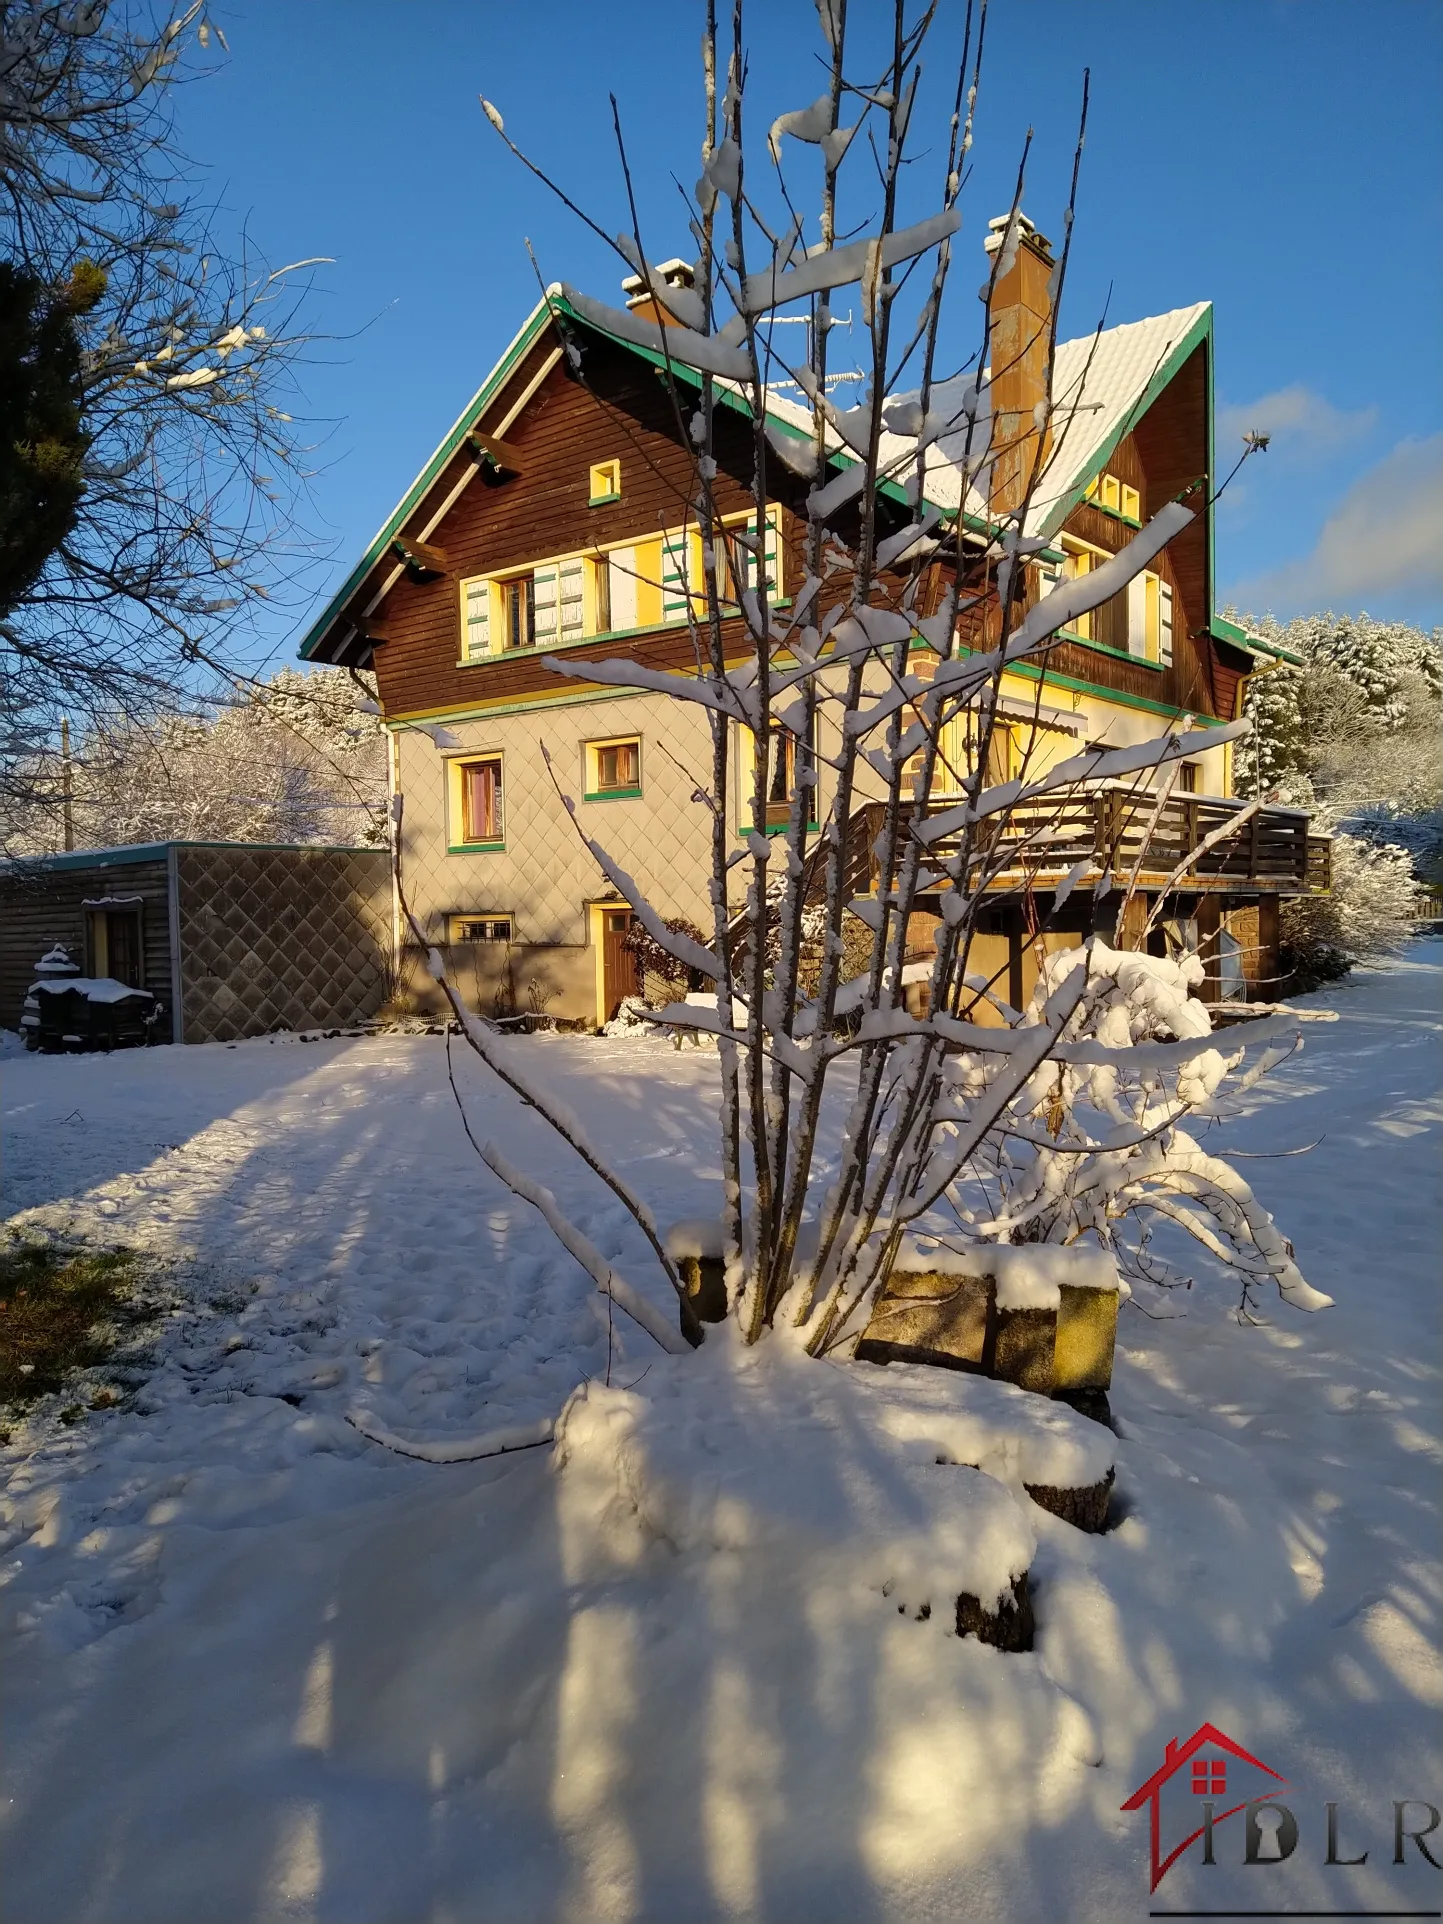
top-left (1238, 611), bottom-right (1440, 982)
top-left (403, 2), bottom-right (1326, 1364)
top-left (1281, 830), bottom-right (1419, 984)
top-left (1238, 611), bottom-right (1442, 810)
top-left (957, 943), bottom-right (1331, 1318)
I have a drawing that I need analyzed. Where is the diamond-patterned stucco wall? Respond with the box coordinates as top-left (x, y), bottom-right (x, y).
top-left (396, 692), bottom-right (721, 948)
top-left (176, 845), bottom-right (392, 1043)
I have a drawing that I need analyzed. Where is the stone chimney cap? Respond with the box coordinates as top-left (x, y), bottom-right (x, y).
top-left (621, 257), bottom-right (695, 300)
top-left (983, 212), bottom-right (1053, 260)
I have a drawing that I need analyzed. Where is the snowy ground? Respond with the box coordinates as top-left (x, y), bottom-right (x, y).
top-left (2, 947), bottom-right (1440, 1923)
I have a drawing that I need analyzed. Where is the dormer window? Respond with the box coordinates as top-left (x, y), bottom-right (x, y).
top-left (589, 459), bottom-right (621, 505)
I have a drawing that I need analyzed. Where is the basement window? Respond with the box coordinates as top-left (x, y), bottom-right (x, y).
top-left (448, 914), bottom-right (513, 942)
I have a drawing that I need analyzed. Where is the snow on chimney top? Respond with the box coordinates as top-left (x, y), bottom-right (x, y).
top-left (621, 258), bottom-right (696, 307)
top-left (983, 211), bottom-right (1053, 261)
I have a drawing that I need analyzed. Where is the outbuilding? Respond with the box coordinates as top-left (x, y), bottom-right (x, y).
top-left (0, 842), bottom-right (392, 1045)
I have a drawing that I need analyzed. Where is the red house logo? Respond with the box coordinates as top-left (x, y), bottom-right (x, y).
top-left (1122, 1722), bottom-right (1288, 1892)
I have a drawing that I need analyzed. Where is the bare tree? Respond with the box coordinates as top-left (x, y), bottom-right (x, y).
top-left (408, 0), bottom-right (1328, 1357)
top-left (0, 2), bottom-right (326, 844)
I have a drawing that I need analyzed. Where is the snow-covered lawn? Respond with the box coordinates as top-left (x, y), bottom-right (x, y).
top-left (2, 947), bottom-right (1440, 1923)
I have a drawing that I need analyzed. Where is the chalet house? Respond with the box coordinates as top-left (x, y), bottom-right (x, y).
top-left (299, 218), bottom-right (1328, 1028)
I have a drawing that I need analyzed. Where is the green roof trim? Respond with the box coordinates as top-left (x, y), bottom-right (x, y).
top-left (3, 840), bottom-right (383, 872)
top-left (1211, 614), bottom-right (1303, 666)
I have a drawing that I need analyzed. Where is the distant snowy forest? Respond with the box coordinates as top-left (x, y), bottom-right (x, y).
top-left (1233, 611), bottom-right (1443, 976)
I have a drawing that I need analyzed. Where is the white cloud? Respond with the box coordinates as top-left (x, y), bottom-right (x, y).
top-left (1216, 383), bottom-right (1376, 458)
top-left (1230, 431), bottom-right (1443, 614)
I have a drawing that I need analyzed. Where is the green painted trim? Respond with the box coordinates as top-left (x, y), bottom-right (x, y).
top-left (1056, 629), bottom-right (1166, 671)
top-left (299, 296), bottom-right (556, 661)
top-left (390, 681), bottom-right (645, 729)
top-left (739, 820), bottom-right (820, 840)
top-left (1211, 613), bottom-right (1301, 666)
top-left (1002, 656), bottom-right (1230, 724)
top-left (1087, 501), bottom-right (1142, 530)
top-left (582, 787), bottom-right (642, 803)
top-left (1043, 305), bottom-right (1215, 540)
top-left (447, 841), bottom-right (506, 855)
top-left (588, 491), bottom-right (622, 507)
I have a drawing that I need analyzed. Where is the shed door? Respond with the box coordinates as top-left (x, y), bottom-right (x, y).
top-left (601, 909), bottom-right (637, 1020)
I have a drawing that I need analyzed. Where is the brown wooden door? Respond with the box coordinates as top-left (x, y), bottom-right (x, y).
top-left (601, 909), bottom-right (638, 1020)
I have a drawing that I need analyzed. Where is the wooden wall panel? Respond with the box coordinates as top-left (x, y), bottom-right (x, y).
top-left (0, 858), bottom-right (172, 1033)
top-left (373, 334), bottom-right (814, 719)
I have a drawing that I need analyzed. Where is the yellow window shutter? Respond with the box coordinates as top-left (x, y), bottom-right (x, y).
top-left (633, 537), bottom-right (663, 628)
top-left (737, 723), bottom-right (758, 831)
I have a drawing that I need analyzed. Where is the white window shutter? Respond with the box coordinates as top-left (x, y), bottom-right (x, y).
top-left (1159, 581), bottom-right (1174, 666)
top-left (1126, 573), bottom-right (1149, 657)
top-left (607, 547), bottom-right (637, 632)
top-left (463, 580), bottom-right (490, 659)
top-left (558, 557), bottom-right (585, 639)
top-left (532, 564), bottom-right (559, 643)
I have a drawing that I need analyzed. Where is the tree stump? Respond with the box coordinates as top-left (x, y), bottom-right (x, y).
top-left (675, 1254), bottom-right (728, 1326)
top-left (956, 1571), bottom-right (1034, 1650)
top-left (1024, 1465), bottom-right (1114, 1533)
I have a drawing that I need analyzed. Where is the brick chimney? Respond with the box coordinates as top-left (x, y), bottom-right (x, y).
top-left (621, 257), bottom-right (696, 329)
top-left (983, 213), bottom-right (1054, 519)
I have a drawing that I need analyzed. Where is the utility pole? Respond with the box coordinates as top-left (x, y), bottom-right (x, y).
top-left (60, 716), bottom-right (74, 851)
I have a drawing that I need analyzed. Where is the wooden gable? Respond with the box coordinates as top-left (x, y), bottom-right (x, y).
top-left (1033, 339), bottom-right (1239, 719)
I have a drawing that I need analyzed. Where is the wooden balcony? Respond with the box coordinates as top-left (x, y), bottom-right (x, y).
top-left (848, 787), bottom-right (1330, 900)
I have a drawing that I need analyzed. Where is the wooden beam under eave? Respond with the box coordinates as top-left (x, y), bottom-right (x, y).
top-left (390, 535), bottom-right (448, 580)
top-left (467, 428), bottom-right (524, 479)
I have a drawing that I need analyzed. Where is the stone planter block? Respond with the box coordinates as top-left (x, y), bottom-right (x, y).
top-left (1053, 1282), bottom-right (1118, 1392)
top-left (676, 1254), bottom-right (728, 1326)
top-left (856, 1268), bottom-right (993, 1372)
top-left (991, 1304), bottom-right (1057, 1395)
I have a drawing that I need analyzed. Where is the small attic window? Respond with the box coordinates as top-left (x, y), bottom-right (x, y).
top-left (589, 459), bottom-right (621, 505)
top-left (1085, 472), bottom-right (1141, 523)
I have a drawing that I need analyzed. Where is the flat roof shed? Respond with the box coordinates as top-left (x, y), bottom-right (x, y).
top-left (0, 841), bottom-right (392, 1044)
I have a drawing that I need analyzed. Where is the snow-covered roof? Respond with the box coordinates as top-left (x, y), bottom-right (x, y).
top-left (869, 301), bottom-right (1212, 535)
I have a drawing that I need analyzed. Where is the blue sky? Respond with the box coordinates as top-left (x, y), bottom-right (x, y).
top-left (171, 0), bottom-right (1443, 672)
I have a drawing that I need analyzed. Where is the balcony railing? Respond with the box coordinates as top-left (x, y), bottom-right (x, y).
top-left (848, 787), bottom-right (1330, 899)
